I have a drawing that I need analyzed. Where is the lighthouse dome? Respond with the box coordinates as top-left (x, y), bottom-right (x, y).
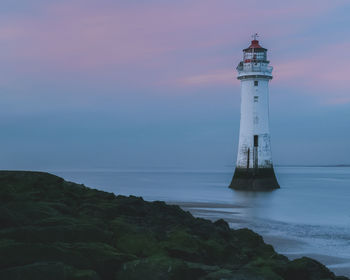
top-left (243, 40), bottom-right (267, 52)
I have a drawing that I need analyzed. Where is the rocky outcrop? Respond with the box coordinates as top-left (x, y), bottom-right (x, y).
top-left (0, 171), bottom-right (346, 280)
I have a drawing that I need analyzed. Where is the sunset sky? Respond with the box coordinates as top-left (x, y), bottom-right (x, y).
top-left (1, 0), bottom-right (349, 170)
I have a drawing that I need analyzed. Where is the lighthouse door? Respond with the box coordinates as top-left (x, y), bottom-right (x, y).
top-left (253, 135), bottom-right (258, 170)
top-left (246, 148), bottom-right (250, 169)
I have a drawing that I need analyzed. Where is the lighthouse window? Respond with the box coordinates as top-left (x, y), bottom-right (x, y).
top-left (254, 96), bottom-right (258, 102)
top-left (254, 81), bottom-right (258, 86)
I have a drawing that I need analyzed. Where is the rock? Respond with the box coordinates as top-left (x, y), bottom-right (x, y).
top-left (116, 256), bottom-right (195, 280)
top-left (0, 171), bottom-right (347, 280)
top-left (0, 262), bottom-right (100, 280)
top-left (281, 257), bottom-right (337, 280)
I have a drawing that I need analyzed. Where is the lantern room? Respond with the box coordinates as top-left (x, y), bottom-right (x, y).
top-left (243, 39), bottom-right (267, 63)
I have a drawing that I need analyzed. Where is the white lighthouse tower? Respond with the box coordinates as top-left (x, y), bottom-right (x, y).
top-left (230, 34), bottom-right (279, 190)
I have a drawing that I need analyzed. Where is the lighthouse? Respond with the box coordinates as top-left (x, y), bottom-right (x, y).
top-left (230, 34), bottom-right (279, 190)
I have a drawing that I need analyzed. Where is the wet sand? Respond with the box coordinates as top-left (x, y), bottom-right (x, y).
top-left (168, 201), bottom-right (350, 278)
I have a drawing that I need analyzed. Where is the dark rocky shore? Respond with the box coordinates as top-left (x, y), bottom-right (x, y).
top-left (0, 171), bottom-right (347, 280)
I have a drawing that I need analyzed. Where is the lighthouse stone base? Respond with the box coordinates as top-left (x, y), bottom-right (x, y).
top-left (229, 167), bottom-right (280, 191)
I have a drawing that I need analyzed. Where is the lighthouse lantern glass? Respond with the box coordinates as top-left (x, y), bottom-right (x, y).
top-left (243, 51), bottom-right (266, 62)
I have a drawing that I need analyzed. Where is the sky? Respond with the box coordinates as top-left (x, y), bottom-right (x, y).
top-left (0, 0), bottom-right (350, 170)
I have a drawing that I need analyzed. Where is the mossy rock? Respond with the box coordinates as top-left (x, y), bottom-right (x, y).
top-left (0, 225), bottom-right (113, 244)
top-left (0, 171), bottom-right (347, 280)
top-left (0, 262), bottom-right (100, 280)
top-left (0, 240), bottom-right (134, 279)
top-left (281, 257), bottom-right (336, 280)
top-left (116, 255), bottom-right (207, 280)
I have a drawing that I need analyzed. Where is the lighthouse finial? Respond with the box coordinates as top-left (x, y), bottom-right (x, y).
top-left (252, 33), bottom-right (259, 41)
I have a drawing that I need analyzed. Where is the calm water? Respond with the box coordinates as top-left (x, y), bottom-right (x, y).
top-left (53, 166), bottom-right (350, 276)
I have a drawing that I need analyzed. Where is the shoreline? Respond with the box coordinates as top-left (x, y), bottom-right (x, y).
top-left (169, 201), bottom-right (350, 278)
top-left (1, 171), bottom-right (349, 280)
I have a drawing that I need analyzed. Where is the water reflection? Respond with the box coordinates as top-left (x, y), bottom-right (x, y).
top-left (230, 189), bottom-right (278, 220)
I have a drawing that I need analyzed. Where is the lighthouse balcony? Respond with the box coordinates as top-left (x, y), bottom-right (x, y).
top-left (237, 63), bottom-right (273, 79)
top-left (237, 62), bottom-right (272, 73)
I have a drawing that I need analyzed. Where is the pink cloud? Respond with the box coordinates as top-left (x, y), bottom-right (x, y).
top-left (0, 0), bottom-right (349, 105)
top-left (177, 69), bottom-right (237, 86)
top-left (272, 43), bottom-right (350, 103)
top-left (3, 0), bottom-right (345, 67)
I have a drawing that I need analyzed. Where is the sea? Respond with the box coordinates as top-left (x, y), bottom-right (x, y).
top-left (52, 166), bottom-right (350, 277)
